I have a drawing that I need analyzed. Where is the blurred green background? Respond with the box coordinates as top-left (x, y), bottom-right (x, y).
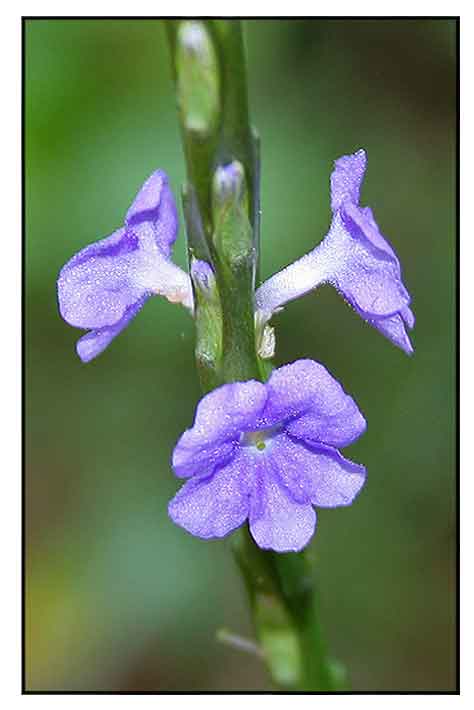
top-left (25, 19), bottom-right (456, 691)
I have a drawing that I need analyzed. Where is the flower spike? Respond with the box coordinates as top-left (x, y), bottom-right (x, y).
top-left (57, 171), bottom-right (193, 362)
top-left (169, 359), bottom-right (367, 553)
top-left (256, 150), bottom-right (414, 354)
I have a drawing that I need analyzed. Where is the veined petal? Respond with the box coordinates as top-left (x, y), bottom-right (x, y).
top-left (75, 295), bottom-right (149, 363)
top-left (57, 228), bottom-right (146, 330)
top-left (305, 444), bottom-right (366, 508)
top-left (268, 434), bottom-right (366, 508)
top-left (330, 149), bottom-right (367, 212)
top-left (352, 205), bottom-right (398, 262)
top-left (327, 212), bottom-right (410, 318)
top-left (172, 440), bottom-right (237, 480)
top-left (286, 393), bottom-right (366, 448)
top-left (248, 454), bottom-right (316, 552)
top-left (125, 170), bottom-right (178, 258)
top-left (370, 311), bottom-right (414, 355)
top-left (168, 452), bottom-right (250, 539)
top-left (262, 360), bottom-right (364, 443)
top-left (172, 381), bottom-right (268, 477)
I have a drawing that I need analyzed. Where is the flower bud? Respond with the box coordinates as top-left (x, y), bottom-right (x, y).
top-left (211, 161), bottom-right (253, 269)
top-left (176, 21), bottom-right (220, 136)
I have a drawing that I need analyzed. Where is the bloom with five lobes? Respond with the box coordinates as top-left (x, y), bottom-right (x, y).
top-left (169, 359), bottom-right (366, 552)
top-left (57, 171), bottom-right (193, 362)
top-left (256, 150), bottom-right (415, 354)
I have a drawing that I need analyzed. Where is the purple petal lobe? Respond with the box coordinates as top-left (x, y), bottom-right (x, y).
top-left (172, 381), bottom-right (267, 477)
top-left (125, 170), bottom-right (178, 258)
top-left (60, 226), bottom-right (139, 271)
top-left (306, 445), bottom-right (366, 507)
top-left (370, 312), bottom-right (414, 355)
top-left (263, 360), bottom-right (365, 447)
top-left (351, 205), bottom-right (398, 262)
top-left (264, 433), bottom-right (366, 508)
top-left (57, 228), bottom-right (146, 329)
top-left (126, 171), bottom-right (165, 223)
top-left (331, 149), bottom-right (367, 212)
top-left (75, 295), bottom-right (149, 363)
top-left (263, 359), bottom-right (329, 422)
top-left (286, 392), bottom-right (366, 449)
top-left (172, 440), bottom-right (237, 480)
top-left (327, 212), bottom-right (410, 318)
top-left (249, 455), bottom-right (316, 552)
top-left (168, 453), bottom-right (249, 539)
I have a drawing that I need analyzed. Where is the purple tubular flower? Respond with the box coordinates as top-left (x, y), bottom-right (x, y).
top-left (168, 359), bottom-right (367, 552)
top-left (255, 150), bottom-right (414, 354)
top-left (57, 171), bottom-right (193, 362)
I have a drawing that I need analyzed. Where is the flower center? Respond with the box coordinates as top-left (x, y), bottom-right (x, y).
top-left (241, 425), bottom-right (281, 453)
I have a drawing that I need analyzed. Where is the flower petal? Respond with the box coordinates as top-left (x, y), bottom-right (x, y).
top-left (370, 312), bottom-right (414, 355)
top-left (286, 393), bottom-right (366, 449)
top-left (57, 227), bottom-right (146, 330)
top-left (268, 434), bottom-right (366, 508)
top-left (327, 212), bottom-right (410, 318)
top-left (75, 295), bottom-right (149, 363)
top-left (306, 444), bottom-right (366, 508)
top-left (125, 170), bottom-right (178, 258)
top-left (262, 360), bottom-right (365, 448)
top-left (330, 149), bottom-right (367, 212)
top-left (172, 380), bottom-right (268, 478)
top-left (249, 454), bottom-right (316, 552)
top-left (354, 205), bottom-right (398, 261)
top-left (168, 453), bottom-right (249, 539)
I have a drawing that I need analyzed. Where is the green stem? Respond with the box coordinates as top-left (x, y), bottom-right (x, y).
top-left (166, 18), bottom-right (341, 691)
top-left (233, 528), bottom-right (340, 690)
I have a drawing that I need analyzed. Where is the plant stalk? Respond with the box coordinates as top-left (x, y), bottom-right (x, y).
top-left (166, 18), bottom-right (341, 691)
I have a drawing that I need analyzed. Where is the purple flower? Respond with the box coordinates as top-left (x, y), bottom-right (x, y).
top-left (57, 171), bottom-right (193, 362)
top-left (256, 150), bottom-right (414, 354)
top-left (168, 359), bottom-right (366, 552)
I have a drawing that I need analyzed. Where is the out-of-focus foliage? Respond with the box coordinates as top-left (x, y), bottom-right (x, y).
top-left (25, 19), bottom-right (456, 691)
